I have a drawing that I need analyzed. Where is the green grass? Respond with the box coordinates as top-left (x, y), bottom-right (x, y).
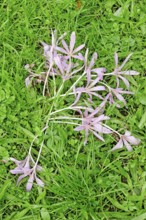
top-left (0, 0), bottom-right (146, 219)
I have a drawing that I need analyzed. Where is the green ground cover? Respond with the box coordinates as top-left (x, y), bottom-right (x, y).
top-left (0, 0), bottom-right (146, 219)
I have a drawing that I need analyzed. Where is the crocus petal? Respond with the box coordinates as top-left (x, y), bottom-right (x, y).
top-left (35, 176), bottom-right (44, 188)
top-left (90, 86), bottom-right (105, 91)
top-left (89, 52), bottom-right (97, 69)
top-left (62, 40), bottom-right (69, 53)
top-left (119, 53), bottom-right (132, 70)
top-left (70, 32), bottom-right (76, 52)
top-left (72, 92), bottom-right (82, 106)
top-left (116, 77), bottom-right (120, 88)
top-left (84, 128), bottom-right (89, 145)
top-left (125, 130), bottom-right (131, 136)
top-left (91, 130), bottom-right (105, 142)
top-left (92, 67), bottom-right (106, 80)
top-left (26, 173), bottom-right (35, 192)
top-left (92, 115), bottom-right (110, 123)
top-left (73, 53), bottom-right (84, 61)
top-left (41, 41), bottom-right (51, 54)
top-left (86, 69), bottom-right (91, 86)
top-left (123, 139), bottom-right (133, 151)
top-left (25, 77), bottom-right (32, 87)
top-left (114, 52), bottom-right (118, 67)
top-left (125, 135), bottom-right (141, 145)
top-left (17, 173), bottom-right (29, 185)
top-left (118, 75), bottom-right (130, 89)
top-left (10, 168), bottom-right (24, 175)
top-left (55, 46), bottom-right (68, 54)
top-left (89, 92), bottom-right (103, 100)
top-left (54, 56), bottom-right (64, 74)
top-left (9, 157), bottom-right (26, 167)
top-left (73, 44), bottom-right (85, 54)
top-left (113, 91), bottom-right (126, 105)
top-left (74, 125), bottom-right (85, 131)
top-left (93, 124), bottom-right (111, 134)
top-left (122, 70), bottom-right (139, 75)
top-left (111, 139), bottom-right (123, 151)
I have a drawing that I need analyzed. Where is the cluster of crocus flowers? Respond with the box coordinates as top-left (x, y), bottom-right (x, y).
top-left (10, 30), bottom-right (141, 191)
top-left (10, 155), bottom-right (44, 191)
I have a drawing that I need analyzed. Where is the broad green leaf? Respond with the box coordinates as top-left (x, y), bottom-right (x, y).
top-left (0, 180), bottom-right (11, 200)
top-left (132, 213), bottom-right (146, 220)
top-left (107, 195), bottom-right (128, 211)
top-left (36, 190), bottom-right (46, 203)
top-left (139, 94), bottom-right (146, 105)
top-left (6, 208), bottom-right (29, 220)
top-left (138, 110), bottom-right (146, 129)
top-left (41, 208), bottom-right (50, 220)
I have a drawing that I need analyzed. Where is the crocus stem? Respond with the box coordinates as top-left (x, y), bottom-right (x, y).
top-left (49, 106), bottom-right (73, 116)
top-left (43, 64), bottom-right (53, 96)
top-left (64, 70), bottom-right (87, 96)
top-left (34, 139), bottom-right (45, 169)
top-left (54, 80), bottom-right (65, 103)
top-left (99, 81), bottom-right (111, 91)
top-left (51, 121), bottom-right (80, 126)
top-left (28, 125), bottom-right (48, 156)
top-left (52, 71), bottom-right (57, 96)
top-left (49, 116), bottom-right (82, 121)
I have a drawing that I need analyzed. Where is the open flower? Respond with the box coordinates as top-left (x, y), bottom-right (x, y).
top-left (111, 131), bottom-right (141, 151)
top-left (74, 107), bottom-right (112, 145)
top-left (73, 77), bottom-right (105, 105)
top-left (106, 87), bottom-right (134, 108)
top-left (10, 155), bottom-right (44, 191)
top-left (56, 32), bottom-right (85, 60)
top-left (112, 52), bottom-right (139, 88)
top-left (54, 55), bottom-right (83, 80)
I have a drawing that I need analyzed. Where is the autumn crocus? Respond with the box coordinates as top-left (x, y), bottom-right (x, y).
top-left (73, 77), bottom-right (105, 105)
top-left (56, 32), bottom-right (85, 60)
top-left (74, 107), bottom-right (112, 145)
top-left (112, 52), bottom-right (139, 88)
top-left (111, 130), bottom-right (141, 151)
top-left (10, 155), bottom-right (44, 191)
top-left (106, 87), bottom-right (134, 108)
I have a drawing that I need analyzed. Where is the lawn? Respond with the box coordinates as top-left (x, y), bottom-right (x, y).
top-left (0, 0), bottom-right (146, 219)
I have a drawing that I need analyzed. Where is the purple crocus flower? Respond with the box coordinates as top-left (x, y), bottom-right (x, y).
top-left (74, 107), bottom-right (112, 145)
top-left (111, 130), bottom-right (141, 151)
top-left (56, 32), bottom-right (85, 60)
top-left (54, 55), bottom-right (83, 80)
top-left (106, 87), bottom-right (134, 108)
top-left (10, 155), bottom-right (44, 191)
top-left (112, 52), bottom-right (139, 88)
top-left (73, 77), bottom-right (105, 105)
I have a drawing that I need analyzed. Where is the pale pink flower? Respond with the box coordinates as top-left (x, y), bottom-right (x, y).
top-left (56, 32), bottom-right (85, 60)
top-left (74, 107), bottom-right (112, 145)
top-left (10, 155), bottom-right (44, 191)
top-left (112, 52), bottom-right (139, 88)
top-left (111, 131), bottom-right (141, 151)
top-left (106, 87), bottom-right (134, 108)
top-left (73, 77), bottom-right (105, 105)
